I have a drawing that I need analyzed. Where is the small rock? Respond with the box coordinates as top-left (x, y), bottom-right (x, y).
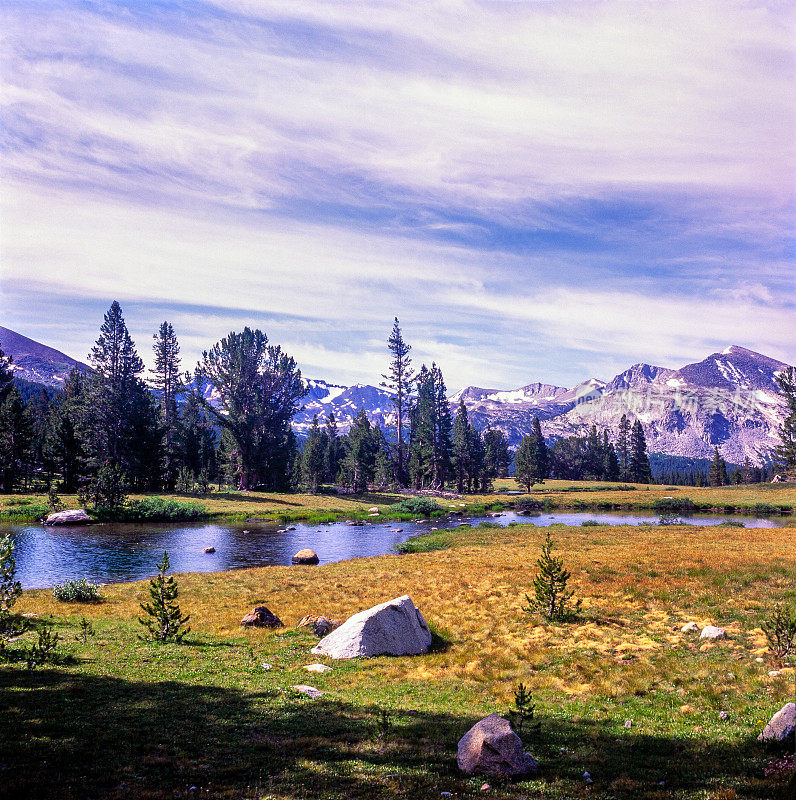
top-left (303, 663), bottom-right (332, 673)
top-left (368, 507), bottom-right (379, 513)
top-left (480, 783), bottom-right (491, 792)
top-left (394, 528), bottom-right (403, 532)
top-left (699, 625), bottom-right (727, 640)
top-left (624, 719), bottom-right (632, 729)
top-left (583, 771), bottom-right (593, 783)
top-left (292, 548), bottom-right (319, 565)
top-left (719, 710), bottom-right (730, 720)
top-left (681, 622), bottom-right (700, 633)
top-left (240, 605), bottom-right (284, 628)
top-left (286, 526), bottom-right (296, 531)
top-left (768, 670), bottom-right (781, 677)
top-left (755, 657), bottom-right (765, 663)
top-left (291, 684), bottom-right (323, 699)
top-left (202, 546), bottom-right (215, 554)
top-left (261, 663), bottom-right (273, 670)
top-left (296, 615), bottom-right (341, 637)
top-left (242, 530), bottom-right (250, 534)
top-left (758, 702), bottom-right (796, 743)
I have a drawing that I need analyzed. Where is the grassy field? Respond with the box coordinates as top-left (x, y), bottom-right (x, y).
top-left (2, 521), bottom-right (794, 799)
top-left (1, 480), bottom-right (794, 523)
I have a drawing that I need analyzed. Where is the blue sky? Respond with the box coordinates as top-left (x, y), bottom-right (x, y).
top-left (1, 0), bottom-right (794, 391)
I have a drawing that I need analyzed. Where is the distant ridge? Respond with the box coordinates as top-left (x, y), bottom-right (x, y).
top-left (0, 325), bottom-right (90, 388)
top-left (1, 325), bottom-right (791, 466)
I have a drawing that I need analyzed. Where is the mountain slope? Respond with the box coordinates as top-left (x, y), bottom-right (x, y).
top-left (0, 325), bottom-right (90, 389)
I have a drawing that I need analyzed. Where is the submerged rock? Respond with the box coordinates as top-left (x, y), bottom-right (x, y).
top-left (311, 595), bottom-right (432, 659)
top-left (292, 548), bottom-right (319, 565)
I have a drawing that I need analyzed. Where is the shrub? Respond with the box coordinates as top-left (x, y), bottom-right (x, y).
top-left (581, 520), bottom-right (601, 527)
top-left (121, 497), bottom-right (209, 522)
top-left (79, 463), bottom-right (128, 511)
top-left (388, 498), bottom-right (440, 516)
top-left (139, 552), bottom-right (191, 643)
top-left (52, 579), bottom-right (101, 603)
top-left (0, 533), bottom-right (22, 624)
top-left (653, 497), bottom-right (695, 513)
top-left (615, 484), bottom-right (637, 491)
top-left (25, 623), bottom-right (59, 669)
top-left (523, 532), bottom-right (581, 621)
top-left (762, 603), bottom-right (796, 664)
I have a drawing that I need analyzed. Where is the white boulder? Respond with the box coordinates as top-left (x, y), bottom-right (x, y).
top-left (758, 703), bottom-right (795, 743)
top-left (311, 595), bottom-right (432, 659)
top-left (44, 509), bottom-right (94, 526)
top-left (700, 625), bottom-right (727, 640)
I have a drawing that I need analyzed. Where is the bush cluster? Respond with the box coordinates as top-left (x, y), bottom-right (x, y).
top-left (388, 498), bottom-right (441, 517)
top-left (52, 579), bottom-right (101, 603)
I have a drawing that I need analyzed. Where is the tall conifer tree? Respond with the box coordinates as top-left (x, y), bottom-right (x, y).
top-left (381, 318), bottom-right (414, 486)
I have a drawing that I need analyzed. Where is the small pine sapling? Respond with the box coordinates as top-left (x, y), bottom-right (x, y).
top-left (509, 682), bottom-right (541, 739)
top-left (25, 623), bottom-right (59, 669)
top-left (523, 532), bottom-right (581, 621)
top-left (138, 552), bottom-right (191, 643)
top-left (77, 617), bottom-right (95, 644)
top-left (0, 532), bottom-right (22, 630)
top-left (762, 603), bottom-right (796, 664)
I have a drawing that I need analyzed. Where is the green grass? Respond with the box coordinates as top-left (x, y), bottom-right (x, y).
top-left (3, 521), bottom-right (794, 799)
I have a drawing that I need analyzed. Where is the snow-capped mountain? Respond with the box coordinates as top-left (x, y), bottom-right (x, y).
top-left (1, 325), bottom-right (790, 466)
top-left (0, 325), bottom-right (90, 388)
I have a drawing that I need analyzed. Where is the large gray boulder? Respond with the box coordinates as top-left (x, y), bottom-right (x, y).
top-left (44, 509), bottom-right (94, 526)
top-left (311, 595), bottom-right (432, 659)
top-left (457, 714), bottom-right (538, 777)
top-left (758, 703), bottom-right (796, 744)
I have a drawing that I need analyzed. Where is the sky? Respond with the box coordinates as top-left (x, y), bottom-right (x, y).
top-left (1, 0), bottom-right (794, 392)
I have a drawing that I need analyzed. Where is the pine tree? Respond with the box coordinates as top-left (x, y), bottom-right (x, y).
top-left (452, 400), bottom-right (471, 493)
top-left (603, 432), bottom-right (620, 481)
top-left (0, 386), bottom-right (32, 492)
top-left (523, 532), bottom-right (580, 621)
top-left (194, 328), bottom-right (305, 490)
top-left (150, 322), bottom-right (182, 490)
top-left (616, 414), bottom-right (631, 480)
top-left (629, 420), bottom-right (651, 483)
top-left (708, 446), bottom-right (728, 486)
top-left (138, 552), bottom-right (190, 643)
top-left (431, 364), bottom-right (453, 488)
top-left (0, 344), bottom-right (14, 405)
top-left (340, 409), bottom-right (377, 493)
top-left (380, 318), bottom-right (414, 486)
top-left (773, 366), bottom-right (796, 478)
top-left (86, 302), bottom-right (159, 489)
top-left (515, 434), bottom-right (541, 492)
top-left (49, 369), bottom-right (89, 492)
top-left (300, 415), bottom-right (326, 493)
top-left (323, 413), bottom-right (344, 484)
top-left (741, 456), bottom-right (754, 484)
top-left (585, 424), bottom-right (604, 479)
top-left (530, 417), bottom-right (548, 479)
top-left (484, 428), bottom-right (511, 482)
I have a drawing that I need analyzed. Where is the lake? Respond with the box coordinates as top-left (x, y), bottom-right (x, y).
top-left (4, 509), bottom-right (790, 589)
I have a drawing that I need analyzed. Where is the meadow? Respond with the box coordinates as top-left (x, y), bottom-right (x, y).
top-left (2, 480), bottom-right (794, 523)
top-left (2, 520), bottom-right (794, 799)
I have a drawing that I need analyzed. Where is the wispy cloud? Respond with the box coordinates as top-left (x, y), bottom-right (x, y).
top-left (1, 0), bottom-right (793, 389)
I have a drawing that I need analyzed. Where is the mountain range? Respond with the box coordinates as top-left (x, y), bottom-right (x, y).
top-left (1, 325), bottom-right (789, 466)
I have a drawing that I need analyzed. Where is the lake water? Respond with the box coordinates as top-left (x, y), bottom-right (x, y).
top-left (4, 510), bottom-right (790, 589)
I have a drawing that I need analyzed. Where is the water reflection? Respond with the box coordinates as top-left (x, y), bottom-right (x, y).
top-left (4, 510), bottom-right (788, 589)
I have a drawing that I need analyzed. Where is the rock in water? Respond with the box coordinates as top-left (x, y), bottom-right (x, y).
top-left (311, 595), bottom-right (432, 659)
top-left (699, 625), bottom-right (727, 640)
top-left (44, 509), bottom-right (94, 526)
top-left (203, 546), bottom-right (215, 554)
top-left (292, 549), bottom-right (319, 565)
top-left (457, 714), bottom-right (538, 777)
top-left (758, 703), bottom-right (796, 743)
top-left (240, 606), bottom-right (284, 628)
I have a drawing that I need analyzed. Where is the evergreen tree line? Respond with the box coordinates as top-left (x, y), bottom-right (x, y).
top-left (2, 307), bottom-right (794, 497)
top-left (515, 415), bottom-right (651, 486)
